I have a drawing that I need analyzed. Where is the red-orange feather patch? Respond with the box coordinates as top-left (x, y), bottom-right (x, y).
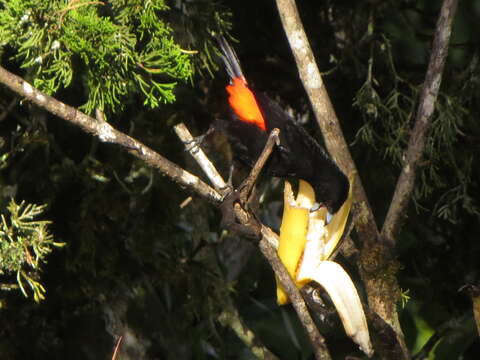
top-left (226, 78), bottom-right (266, 131)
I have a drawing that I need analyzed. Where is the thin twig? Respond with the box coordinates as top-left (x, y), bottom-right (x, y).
top-left (111, 335), bottom-right (123, 360)
top-left (381, 0), bottom-right (459, 246)
top-left (179, 196), bottom-right (193, 208)
top-left (239, 128), bottom-right (280, 203)
top-left (57, 0), bottom-right (105, 25)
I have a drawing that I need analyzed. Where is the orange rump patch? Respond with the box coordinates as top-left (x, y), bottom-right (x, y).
top-left (226, 78), bottom-right (266, 131)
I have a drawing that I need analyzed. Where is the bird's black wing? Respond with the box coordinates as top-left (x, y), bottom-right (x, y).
top-left (256, 93), bottom-right (349, 212)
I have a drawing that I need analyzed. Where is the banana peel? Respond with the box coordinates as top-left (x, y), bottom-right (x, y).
top-left (276, 175), bottom-right (373, 357)
top-left (299, 260), bottom-right (373, 357)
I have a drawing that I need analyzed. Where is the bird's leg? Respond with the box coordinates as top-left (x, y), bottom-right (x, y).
top-left (183, 124), bottom-right (216, 154)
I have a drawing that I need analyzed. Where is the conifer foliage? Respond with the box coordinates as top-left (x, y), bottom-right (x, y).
top-left (0, 0), bottom-right (193, 114)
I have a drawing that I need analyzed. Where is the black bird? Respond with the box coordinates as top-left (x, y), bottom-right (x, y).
top-left (218, 36), bottom-right (349, 217)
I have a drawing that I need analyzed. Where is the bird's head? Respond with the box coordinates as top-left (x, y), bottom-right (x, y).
top-left (311, 172), bottom-right (350, 222)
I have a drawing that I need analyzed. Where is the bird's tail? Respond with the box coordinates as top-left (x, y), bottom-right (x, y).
top-left (217, 36), bottom-right (246, 83)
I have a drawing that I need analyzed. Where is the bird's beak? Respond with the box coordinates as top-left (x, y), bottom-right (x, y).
top-left (310, 202), bottom-right (333, 225)
top-left (310, 202), bottom-right (321, 212)
top-left (326, 211), bottom-right (333, 225)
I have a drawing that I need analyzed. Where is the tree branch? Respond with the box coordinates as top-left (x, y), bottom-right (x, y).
top-left (174, 122), bottom-right (230, 196)
top-left (381, 0), bottom-right (459, 246)
top-left (258, 237), bottom-right (332, 360)
top-left (274, 0), bottom-right (379, 249)
top-left (239, 128), bottom-right (279, 203)
top-left (0, 65), bottom-right (221, 204)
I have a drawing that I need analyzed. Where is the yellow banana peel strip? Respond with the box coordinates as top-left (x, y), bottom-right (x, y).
top-left (276, 180), bottom-right (312, 305)
top-left (297, 173), bottom-right (355, 282)
top-left (276, 175), bottom-right (373, 356)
